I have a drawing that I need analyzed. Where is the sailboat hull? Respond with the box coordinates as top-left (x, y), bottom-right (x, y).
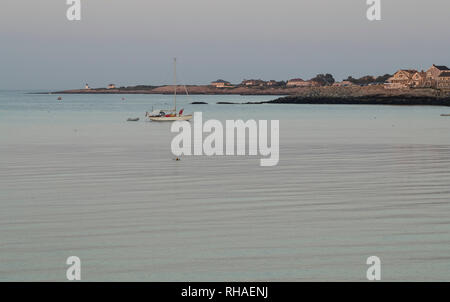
top-left (149, 115), bottom-right (192, 122)
top-left (148, 58), bottom-right (192, 122)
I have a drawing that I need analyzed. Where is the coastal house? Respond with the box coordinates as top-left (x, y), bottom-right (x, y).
top-left (287, 78), bottom-right (311, 87)
top-left (287, 78), bottom-right (322, 87)
top-left (412, 71), bottom-right (427, 87)
top-left (386, 64), bottom-right (450, 89)
top-left (427, 64), bottom-right (450, 80)
top-left (437, 72), bottom-right (450, 90)
top-left (211, 79), bottom-right (233, 88)
top-left (107, 84), bottom-right (116, 89)
top-left (426, 64), bottom-right (450, 88)
top-left (309, 80), bottom-right (322, 87)
top-left (385, 70), bottom-right (417, 89)
top-left (266, 80), bottom-right (280, 86)
top-left (241, 79), bottom-right (266, 86)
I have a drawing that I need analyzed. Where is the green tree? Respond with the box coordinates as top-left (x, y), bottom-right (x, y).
top-left (310, 74), bottom-right (335, 86)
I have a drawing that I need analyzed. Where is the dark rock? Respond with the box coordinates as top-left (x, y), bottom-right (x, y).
top-left (264, 96), bottom-right (450, 106)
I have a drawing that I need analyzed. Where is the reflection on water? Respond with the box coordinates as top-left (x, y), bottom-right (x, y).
top-left (0, 92), bottom-right (450, 281)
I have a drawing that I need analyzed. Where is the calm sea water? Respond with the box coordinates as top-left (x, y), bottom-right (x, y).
top-left (1, 90), bottom-right (450, 281)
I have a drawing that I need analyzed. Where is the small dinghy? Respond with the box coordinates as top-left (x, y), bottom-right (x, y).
top-left (127, 117), bottom-right (140, 122)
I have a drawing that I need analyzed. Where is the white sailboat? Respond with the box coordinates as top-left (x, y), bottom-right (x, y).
top-left (147, 58), bottom-right (193, 122)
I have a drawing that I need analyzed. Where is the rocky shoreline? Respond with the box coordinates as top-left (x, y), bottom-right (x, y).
top-left (50, 85), bottom-right (292, 96)
top-left (253, 95), bottom-right (450, 106)
top-left (49, 85), bottom-right (450, 106)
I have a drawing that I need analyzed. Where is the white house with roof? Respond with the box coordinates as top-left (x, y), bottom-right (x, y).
top-left (210, 79), bottom-right (233, 88)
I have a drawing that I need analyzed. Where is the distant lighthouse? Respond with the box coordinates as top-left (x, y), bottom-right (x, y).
top-left (85, 83), bottom-right (90, 89)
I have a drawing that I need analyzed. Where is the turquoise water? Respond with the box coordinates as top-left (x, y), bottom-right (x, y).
top-left (1, 90), bottom-right (450, 281)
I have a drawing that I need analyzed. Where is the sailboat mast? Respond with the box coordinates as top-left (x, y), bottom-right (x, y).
top-left (174, 57), bottom-right (177, 112)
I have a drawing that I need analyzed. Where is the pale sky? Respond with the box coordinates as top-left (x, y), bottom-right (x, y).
top-left (0, 0), bottom-right (449, 90)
